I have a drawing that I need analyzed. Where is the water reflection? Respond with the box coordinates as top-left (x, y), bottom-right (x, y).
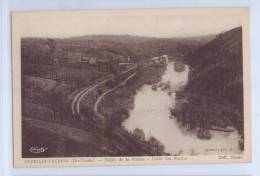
top-left (123, 62), bottom-right (241, 155)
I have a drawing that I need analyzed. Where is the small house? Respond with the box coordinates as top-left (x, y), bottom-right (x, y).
top-left (67, 51), bottom-right (82, 63)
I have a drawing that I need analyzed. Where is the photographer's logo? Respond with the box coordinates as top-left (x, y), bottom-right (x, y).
top-left (29, 146), bottom-right (48, 154)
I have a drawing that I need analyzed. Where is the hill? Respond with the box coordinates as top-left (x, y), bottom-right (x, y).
top-left (67, 34), bottom-right (215, 59)
top-left (21, 34), bottom-right (214, 65)
top-left (174, 27), bottom-right (244, 139)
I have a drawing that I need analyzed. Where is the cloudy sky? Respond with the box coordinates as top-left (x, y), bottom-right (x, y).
top-left (13, 8), bottom-right (248, 38)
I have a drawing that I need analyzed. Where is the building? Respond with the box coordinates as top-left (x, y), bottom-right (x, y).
top-left (161, 55), bottom-right (169, 64)
top-left (82, 56), bottom-right (97, 65)
top-left (150, 57), bottom-right (161, 64)
top-left (149, 55), bottom-right (169, 65)
top-left (67, 51), bottom-right (82, 63)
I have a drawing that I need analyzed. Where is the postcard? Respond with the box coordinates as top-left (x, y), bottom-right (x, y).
top-left (12, 7), bottom-right (251, 167)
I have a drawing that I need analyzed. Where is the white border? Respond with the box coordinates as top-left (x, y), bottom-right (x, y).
top-left (1, 0), bottom-right (260, 175)
top-left (0, 0), bottom-right (4, 174)
top-left (11, 7), bottom-right (251, 168)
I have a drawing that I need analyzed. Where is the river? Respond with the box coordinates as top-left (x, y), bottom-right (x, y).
top-left (123, 62), bottom-right (242, 155)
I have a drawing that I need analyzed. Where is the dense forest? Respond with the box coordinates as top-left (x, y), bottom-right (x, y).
top-left (174, 27), bottom-right (244, 141)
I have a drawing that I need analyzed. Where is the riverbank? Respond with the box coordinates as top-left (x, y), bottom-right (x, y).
top-left (172, 27), bottom-right (244, 150)
top-left (99, 65), bottom-right (166, 126)
top-left (22, 116), bottom-right (166, 157)
top-left (97, 65), bottom-right (167, 155)
top-left (172, 91), bottom-right (243, 141)
top-left (123, 62), bottom-right (242, 155)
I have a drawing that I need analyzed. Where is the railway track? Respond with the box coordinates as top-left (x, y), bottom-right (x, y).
top-left (71, 63), bottom-right (137, 120)
top-left (94, 72), bottom-right (137, 114)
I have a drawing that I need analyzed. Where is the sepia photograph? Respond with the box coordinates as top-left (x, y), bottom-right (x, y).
top-left (12, 8), bottom-right (251, 167)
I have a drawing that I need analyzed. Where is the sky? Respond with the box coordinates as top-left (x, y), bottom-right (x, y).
top-left (12, 8), bottom-right (248, 38)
